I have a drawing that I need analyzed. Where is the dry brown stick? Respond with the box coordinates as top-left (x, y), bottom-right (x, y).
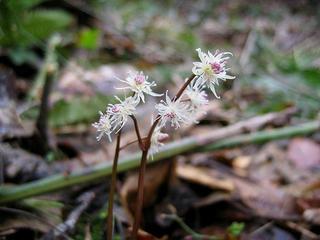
top-left (285, 221), bottom-right (319, 240)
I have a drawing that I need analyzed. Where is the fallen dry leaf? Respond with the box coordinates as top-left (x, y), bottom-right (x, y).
top-left (287, 138), bottom-right (320, 170)
top-left (0, 144), bottom-right (50, 182)
top-left (0, 67), bottom-right (28, 140)
top-left (235, 180), bottom-right (299, 220)
top-left (120, 160), bottom-right (176, 222)
top-left (303, 208), bottom-right (320, 225)
top-left (127, 227), bottom-right (167, 240)
top-left (56, 62), bottom-right (137, 100)
top-left (176, 164), bottom-right (234, 191)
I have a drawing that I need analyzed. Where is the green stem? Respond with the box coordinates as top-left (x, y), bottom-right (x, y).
top-left (29, 35), bottom-right (61, 100)
top-left (0, 121), bottom-right (318, 205)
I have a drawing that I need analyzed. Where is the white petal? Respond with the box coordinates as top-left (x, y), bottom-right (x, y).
top-left (209, 83), bottom-right (220, 99)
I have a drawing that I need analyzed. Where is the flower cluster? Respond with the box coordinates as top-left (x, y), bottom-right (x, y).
top-left (92, 71), bottom-right (160, 141)
top-left (93, 48), bottom-right (234, 154)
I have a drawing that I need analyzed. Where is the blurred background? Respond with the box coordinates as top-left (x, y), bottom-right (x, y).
top-left (0, 0), bottom-right (320, 239)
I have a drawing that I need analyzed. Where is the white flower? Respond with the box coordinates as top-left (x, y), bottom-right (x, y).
top-left (107, 96), bottom-right (138, 132)
top-left (150, 126), bottom-right (169, 156)
top-left (155, 91), bottom-right (190, 129)
top-left (185, 81), bottom-right (208, 109)
top-left (184, 81), bottom-right (208, 123)
top-left (192, 48), bottom-right (235, 98)
top-left (117, 71), bottom-right (162, 103)
top-left (92, 111), bottom-right (112, 141)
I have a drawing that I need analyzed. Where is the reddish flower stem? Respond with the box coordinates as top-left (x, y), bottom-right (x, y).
top-left (130, 115), bottom-right (144, 150)
top-left (106, 130), bottom-right (122, 240)
top-left (131, 74), bottom-right (196, 239)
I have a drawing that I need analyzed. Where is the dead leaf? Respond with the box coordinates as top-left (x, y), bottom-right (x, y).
top-left (120, 160), bottom-right (176, 222)
top-left (127, 227), bottom-right (167, 240)
top-left (56, 62), bottom-right (137, 100)
top-left (303, 208), bottom-right (320, 225)
top-left (176, 164), bottom-right (234, 191)
top-left (0, 66), bottom-right (27, 140)
top-left (287, 138), bottom-right (320, 170)
top-left (0, 144), bottom-right (50, 182)
top-left (235, 180), bottom-right (299, 220)
top-left (0, 199), bottom-right (62, 236)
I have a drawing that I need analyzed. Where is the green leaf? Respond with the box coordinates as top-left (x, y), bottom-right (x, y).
top-left (228, 222), bottom-right (245, 237)
top-left (178, 30), bottom-right (198, 50)
top-left (8, 47), bottom-right (39, 65)
top-left (49, 94), bottom-right (112, 127)
top-left (7, 0), bottom-right (48, 11)
top-left (78, 28), bottom-right (101, 50)
top-left (23, 9), bottom-right (73, 44)
top-left (300, 68), bottom-right (320, 88)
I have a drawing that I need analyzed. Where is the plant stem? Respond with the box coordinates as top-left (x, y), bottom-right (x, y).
top-left (131, 149), bottom-right (149, 239)
top-left (130, 115), bottom-right (144, 150)
top-left (29, 35), bottom-right (60, 100)
top-left (172, 74), bottom-right (196, 101)
top-left (35, 69), bottom-right (55, 155)
top-left (131, 73), bottom-right (196, 239)
top-left (0, 121), bottom-right (318, 205)
top-left (107, 130), bottom-right (122, 240)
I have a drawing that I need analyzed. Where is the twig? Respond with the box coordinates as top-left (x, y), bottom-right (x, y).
top-left (248, 221), bottom-right (273, 237)
top-left (42, 191), bottom-right (95, 240)
top-left (107, 130), bottom-right (122, 240)
top-left (285, 221), bottom-right (319, 240)
top-left (0, 120), bottom-right (318, 205)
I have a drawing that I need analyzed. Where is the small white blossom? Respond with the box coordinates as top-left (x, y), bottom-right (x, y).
top-left (92, 111), bottom-right (112, 141)
top-left (192, 48), bottom-right (235, 98)
top-left (150, 126), bottom-right (169, 156)
top-left (184, 81), bottom-right (208, 123)
top-left (117, 71), bottom-right (162, 103)
top-left (155, 91), bottom-right (190, 129)
top-left (107, 96), bottom-right (138, 132)
top-left (185, 81), bottom-right (208, 109)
